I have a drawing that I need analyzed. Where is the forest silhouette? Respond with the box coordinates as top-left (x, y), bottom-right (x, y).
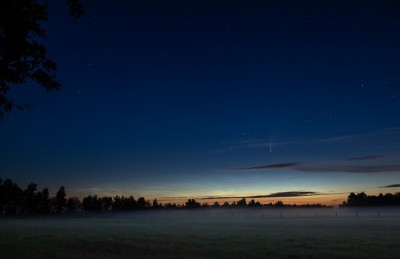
top-left (1, 178), bottom-right (400, 216)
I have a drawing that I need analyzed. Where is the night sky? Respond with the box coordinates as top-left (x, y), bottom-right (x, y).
top-left (1, 1), bottom-right (400, 205)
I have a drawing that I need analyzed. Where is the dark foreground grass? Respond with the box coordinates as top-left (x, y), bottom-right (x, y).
top-left (1, 210), bottom-right (400, 258)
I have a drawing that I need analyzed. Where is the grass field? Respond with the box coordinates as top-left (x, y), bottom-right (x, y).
top-left (1, 208), bottom-right (400, 258)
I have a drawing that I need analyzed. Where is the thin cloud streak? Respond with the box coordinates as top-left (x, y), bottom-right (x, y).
top-left (199, 191), bottom-right (322, 200)
top-left (235, 162), bottom-right (301, 171)
top-left (229, 155), bottom-right (400, 174)
top-left (251, 191), bottom-right (318, 198)
top-left (379, 184), bottom-right (400, 188)
top-left (296, 165), bottom-right (400, 173)
top-left (346, 155), bottom-right (382, 161)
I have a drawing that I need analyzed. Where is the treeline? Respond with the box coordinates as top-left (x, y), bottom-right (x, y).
top-left (4, 177), bottom-right (400, 215)
top-left (0, 178), bottom-right (154, 215)
top-left (0, 179), bottom-right (67, 215)
top-left (185, 198), bottom-right (326, 209)
top-left (0, 178), bottom-right (327, 215)
top-left (342, 192), bottom-right (400, 206)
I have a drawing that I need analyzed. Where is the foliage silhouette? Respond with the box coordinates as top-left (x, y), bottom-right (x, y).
top-left (23, 183), bottom-right (38, 214)
top-left (11, 178), bottom-right (400, 216)
top-left (82, 195), bottom-right (102, 212)
top-left (212, 201), bottom-right (221, 208)
top-left (55, 186), bottom-right (67, 213)
top-left (137, 197), bottom-right (147, 209)
top-left (37, 187), bottom-right (50, 213)
top-left (152, 199), bottom-right (162, 209)
top-left (0, 178), bottom-right (23, 215)
top-left (237, 198), bottom-right (247, 207)
top-left (248, 199), bottom-right (262, 207)
top-left (66, 196), bottom-right (81, 212)
top-left (185, 199), bottom-right (201, 208)
top-left (0, 0), bottom-right (84, 118)
top-left (342, 192), bottom-right (400, 206)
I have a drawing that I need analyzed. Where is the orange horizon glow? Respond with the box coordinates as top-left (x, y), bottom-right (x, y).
top-left (71, 189), bottom-right (399, 207)
top-left (156, 193), bottom-right (348, 206)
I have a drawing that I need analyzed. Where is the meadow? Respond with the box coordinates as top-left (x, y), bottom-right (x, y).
top-left (1, 208), bottom-right (400, 258)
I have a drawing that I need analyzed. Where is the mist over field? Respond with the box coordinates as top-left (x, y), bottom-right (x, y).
top-left (2, 207), bottom-right (400, 258)
top-left (84, 206), bottom-right (400, 219)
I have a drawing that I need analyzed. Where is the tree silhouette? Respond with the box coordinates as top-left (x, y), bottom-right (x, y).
top-left (236, 198), bottom-right (247, 207)
top-left (66, 196), bottom-right (81, 212)
top-left (0, 178), bottom-right (23, 215)
top-left (112, 195), bottom-right (122, 211)
top-left (343, 192), bottom-right (400, 206)
top-left (126, 196), bottom-right (137, 210)
top-left (211, 201), bottom-right (221, 208)
top-left (5, 176), bottom-right (400, 216)
top-left (82, 195), bottom-right (103, 212)
top-left (23, 183), bottom-right (38, 214)
top-left (55, 186), bottom-right (67, 213)
top-left (185, 199), bottom-right (201, 208)
top-left (102, 196), bottom-right (113, 211)
top-left (0, 0), bottom-right (84, 118)
top-left (152, 199), bottom-right (162, 209)
top-left (137, 197), bottom-right (146, 209)
top-left (248, 199), bottom-right (261, 207)
top-left (37, 187), bottom-right (50, 214)
top-left (108, 195), bottom-right (139, 211)
top-left (165, 202), bottom-right (177, 208)
top-left (201, 202), bottom-right (210, 208)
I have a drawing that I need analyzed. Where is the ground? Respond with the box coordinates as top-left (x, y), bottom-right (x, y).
top-left (1, 208), bottom-right (400, 258)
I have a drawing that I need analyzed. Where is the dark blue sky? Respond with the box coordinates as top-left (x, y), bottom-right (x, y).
top-left (1, 1), bottom-right (400, 204)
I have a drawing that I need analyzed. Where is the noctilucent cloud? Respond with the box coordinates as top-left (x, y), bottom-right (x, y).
top-left (1, 1), bottom-right (400, 205)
